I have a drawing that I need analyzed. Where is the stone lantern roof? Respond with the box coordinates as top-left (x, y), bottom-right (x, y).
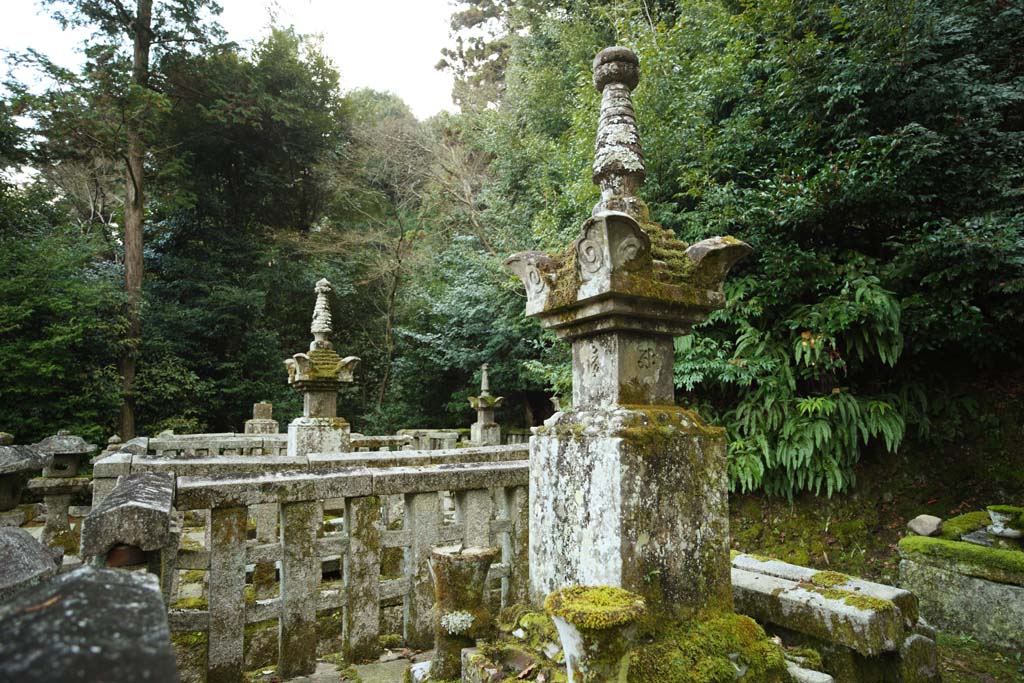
top-left (32, 431), bottom-right (95, 457)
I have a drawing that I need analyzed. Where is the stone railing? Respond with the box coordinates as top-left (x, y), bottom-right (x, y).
top-left (147, 433), bottom-right (289, 457)
top-left (167, 461), bottom-right (529, 681)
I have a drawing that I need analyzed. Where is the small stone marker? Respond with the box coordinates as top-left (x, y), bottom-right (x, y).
top-left (0, 527), bottom-right (58, 600)
top-left (429, 545), bottom-right (500, 681)
top-left (907, 514), bottom-right (942, 537)
top-left (244, 401), bottom-right (279, 435)
top-left (0, 566), bottom-right (178, 683)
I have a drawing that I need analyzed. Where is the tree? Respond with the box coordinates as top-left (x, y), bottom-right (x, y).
top-left (18, 0), bottom-right (224, 438)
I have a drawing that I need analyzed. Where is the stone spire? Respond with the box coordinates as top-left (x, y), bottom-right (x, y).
top-left (311, 278), bottom-right (334, 348)
top-left (468, 364), bottom-right (503, 446)
top-left (591, 46), bottom-right (646, 218)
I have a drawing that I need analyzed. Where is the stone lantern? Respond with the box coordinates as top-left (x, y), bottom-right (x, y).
top-left (33, 431), bottom-right (95, 478)
top-left (283, 278), bottom-right (360, 457)
top-left (505, 46), bottom-right (751, 620)
top-left (468, 363), bottom-right (503, 446)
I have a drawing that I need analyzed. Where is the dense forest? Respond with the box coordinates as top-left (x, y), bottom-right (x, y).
top-left (1, 0), bottom-right (1021, 497)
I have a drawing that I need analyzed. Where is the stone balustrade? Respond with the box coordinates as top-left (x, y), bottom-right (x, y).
top-left (164, 461), bottom-right (529, 683)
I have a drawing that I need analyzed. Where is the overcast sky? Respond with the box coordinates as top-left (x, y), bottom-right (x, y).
top-left (1, 0), bottom-right (458, 119)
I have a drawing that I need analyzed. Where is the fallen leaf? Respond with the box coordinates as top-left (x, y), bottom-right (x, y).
top-left (24, 595), bottom-right (60, 613)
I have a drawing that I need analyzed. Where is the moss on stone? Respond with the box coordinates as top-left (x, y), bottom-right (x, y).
top-left (810, 571), bottom-right (850, 588)
top-left (378, 633), bottom-right (403, 649)
top-left (806, 585), bottom-right (896, 612)
top-left (899, 535), bottom-right (1024, 584)
top-left (938, 511), bottom-right (991, 540)
top-left (544, 585), bottom-right (646, 630)
top-left (171, 597), bottom-right (208, 610)
top-left (785, 646), bottom-right (823, 671)
top-left (180, 570), bottom-right (206, 584)
top-left (628, 612), bottom-right (788, 683)
top-left (987, 505), bottom-right (1024, 530)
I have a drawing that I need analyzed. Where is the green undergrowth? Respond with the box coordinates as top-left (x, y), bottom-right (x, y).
top-left (936, 633), bottom-right (1024, 683)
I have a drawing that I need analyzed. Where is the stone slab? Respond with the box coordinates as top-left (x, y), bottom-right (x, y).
top-left (0, 527), bottom-right (57, 600)
top-left (732, 554), bottom-right (918, 625)
top-left (81, 472), bottom-right (175, 558)
top-left (0, 566), bottom-right (178, 683)
top-left (175, 469), bottom-right (374, 509)
top-left (732, 567), bottom-right (905, 656)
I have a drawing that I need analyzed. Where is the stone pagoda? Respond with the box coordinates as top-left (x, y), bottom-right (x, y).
top-left (505, 46), bottom-right (751, 621)
top-left (468, 363), bottom-right (503, 446)
top-left (284, 278), bottom-right (360, 457)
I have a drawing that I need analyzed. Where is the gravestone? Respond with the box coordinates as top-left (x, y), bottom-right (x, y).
top-left (505, 46), bottom-right (751, 620)
top-left (245, 401), bottom-right (279, 435)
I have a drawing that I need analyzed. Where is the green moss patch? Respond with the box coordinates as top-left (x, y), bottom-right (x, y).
top-left (938, 511), bottom-right (992, 540)
top-left (170, 597), bottom-right (208, 610)
top-left (809, 571), bottom-right (850, 587)
top-left (544, 585), bottom-right (646, 630)
top-left (899, 535), bottom-right (1024, 585)
top-left (629, 613), bottom-right (789, 683)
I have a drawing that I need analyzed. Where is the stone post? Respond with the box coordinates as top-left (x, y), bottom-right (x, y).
top-left (504, 47), bottom-right (751, 621)
top-left (284, 279), bottom-right (360, 458)
top-left (544, 586), bottom-right (645, 683)
top-left (244, 402), bottom-right (279, 435)
top-left (468, 363), bottom-right (503, 446)
top-left (428, 545), bottom-right (500, 681)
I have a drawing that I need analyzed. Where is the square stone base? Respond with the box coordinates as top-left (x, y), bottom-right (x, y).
top-left (286, 417), bottom-right (351, 457)
top-left (529, 404), bottom-right (731, 620)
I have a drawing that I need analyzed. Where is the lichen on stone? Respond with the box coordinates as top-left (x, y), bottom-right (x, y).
top-left (440, 610), bottom-right (475, 635)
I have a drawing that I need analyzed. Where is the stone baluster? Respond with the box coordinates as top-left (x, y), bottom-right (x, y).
top-left (404, 491), bottom-right (442, 648)
top-left (545, 586), bottom-right (646, 683)
top-left (278, 500), bottom-right (319, 677)
top-left (501, 485), bottom-right (530, 605)
top-left (208, 506), bottom-right (247, 683)
top-left (344, 495), bottom-right (382, 661)
top-left (429, 545), bottom-right (500, 681)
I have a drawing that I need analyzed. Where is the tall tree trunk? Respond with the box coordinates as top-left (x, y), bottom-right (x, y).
top-left (118, 0), bottom-right (153, 440)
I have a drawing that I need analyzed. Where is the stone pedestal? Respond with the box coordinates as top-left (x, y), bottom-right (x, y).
top-left (287, 417), bottom-right (351, 458)
top-left (27, 476), bottom-right (91, 559)
top-left (531, 406), bottom-right (731, 620)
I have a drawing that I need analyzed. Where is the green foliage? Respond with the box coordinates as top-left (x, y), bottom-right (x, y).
top-left (450, 0), bottom-right (1024, 496)
top-left (0, 185), bottom-right (123, 442)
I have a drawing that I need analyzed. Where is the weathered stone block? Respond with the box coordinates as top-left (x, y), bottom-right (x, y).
top-left (530, 405), bottom-right (731, 620)
top-left (278, 499), bottom-right (319, 678)
top-left (287, 416), bottom-right (351, 458)
top-left (344, 495), bottom-right (382, 662)
top-left (81, 472), bottom-right (174, 558)
top-left (0, 566), bottom-right (177, 683)
top-left (0, 527), bottom-right (57, 600)
top-left (899, 550), bottom-right (1024, 649)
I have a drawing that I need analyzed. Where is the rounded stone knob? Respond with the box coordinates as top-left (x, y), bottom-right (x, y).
top-left (593, 46), bottom-right (640, 92)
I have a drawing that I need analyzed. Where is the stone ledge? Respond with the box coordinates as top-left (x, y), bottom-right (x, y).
top-left (897, 535), bottom-right (1024, 586)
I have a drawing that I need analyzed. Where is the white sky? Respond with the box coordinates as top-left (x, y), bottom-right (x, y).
top-left (1, 0), bottom-right (458, 119)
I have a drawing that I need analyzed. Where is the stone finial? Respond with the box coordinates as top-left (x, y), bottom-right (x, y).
top-left (592, 46), bottom-right (645, 218)
top-left (311, 278), bottom-right (334, 348)
top-left (479, 363), bottom-right (491, 396)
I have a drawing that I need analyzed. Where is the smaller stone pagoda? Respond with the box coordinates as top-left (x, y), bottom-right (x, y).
top-left (468, 363), bottom-right (503, 446)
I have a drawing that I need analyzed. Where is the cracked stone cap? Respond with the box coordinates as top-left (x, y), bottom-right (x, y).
top-left (284, 278), bottom-right (360, 390)
top-left (504, 46), bottom-right (752, 340)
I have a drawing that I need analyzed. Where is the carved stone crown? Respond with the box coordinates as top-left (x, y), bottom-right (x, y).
top-left (504, 46), bottom-right (752, 341)
top-left (284, 278), bottom-right (360, 390)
